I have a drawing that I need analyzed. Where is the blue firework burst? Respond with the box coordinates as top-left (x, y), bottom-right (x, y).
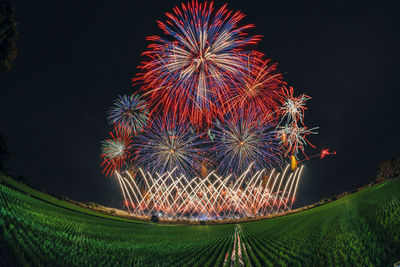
top-left (107, 94), bottom-right (149, 134)
top-left (133, 118), bottom-right (208, 177)
top-left (210, 114), bottom-right (282, 176)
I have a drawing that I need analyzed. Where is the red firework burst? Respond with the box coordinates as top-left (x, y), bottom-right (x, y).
top-left (226, 51), bottom-right (286, 124)
top-left (134, 0), bottom-right (261, 127)
top-left (279, 86), bottom-right (311, 126)
top-left (100, 128), bottom-right (133, 177)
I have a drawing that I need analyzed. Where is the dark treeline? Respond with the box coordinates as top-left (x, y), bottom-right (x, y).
top-left (0, 130), bottom-right (11, 175)
top-left (1, 0), bottom-right (17, 176)
top-left (0, 0), bottom-right (17, 71)
top-left (376, 157), bottom-right (400, 182)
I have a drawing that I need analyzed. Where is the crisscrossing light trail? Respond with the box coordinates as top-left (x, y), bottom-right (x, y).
top-left (115, 164), bottom-right (304, 221)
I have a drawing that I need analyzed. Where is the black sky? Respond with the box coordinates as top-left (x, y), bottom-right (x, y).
top-left (1, 0), bottom-right (399, 208)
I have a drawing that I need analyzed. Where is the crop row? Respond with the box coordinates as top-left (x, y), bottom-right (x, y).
top-left (1, 178), bottom-right (400, 266)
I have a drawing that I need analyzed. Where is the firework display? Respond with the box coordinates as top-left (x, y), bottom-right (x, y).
top-left (100, 1), bottom-right (333, 221)
top-left (115, 164), bottom-right (304, 220)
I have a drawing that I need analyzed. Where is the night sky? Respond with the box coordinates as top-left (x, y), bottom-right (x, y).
top-left (1, 0), bottom-right (399, 208)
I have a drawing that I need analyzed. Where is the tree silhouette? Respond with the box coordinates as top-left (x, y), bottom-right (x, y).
top-left (377, 157), bottom-right (400, 181)
top-left (0, 0), bottom-right (17, 71)
top-left (0, 130), bottom-right (11, 174)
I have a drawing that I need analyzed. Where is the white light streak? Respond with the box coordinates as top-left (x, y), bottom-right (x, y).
top-left (115, 164), bottom-right (304, 221)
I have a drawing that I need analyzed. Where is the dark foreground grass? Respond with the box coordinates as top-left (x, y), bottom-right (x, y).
top-left (0, 175), bottom-right (399, 266)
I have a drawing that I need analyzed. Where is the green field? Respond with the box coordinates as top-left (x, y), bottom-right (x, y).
top-left (1, 175), bottom-right (399, 266)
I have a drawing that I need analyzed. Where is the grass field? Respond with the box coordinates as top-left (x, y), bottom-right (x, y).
top-left (1, 175), bottom-right (399, 266)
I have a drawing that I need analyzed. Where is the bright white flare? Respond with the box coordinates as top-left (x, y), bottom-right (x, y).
top-left (280, 93), bottom-right (311, 125)
top-left (115, 164), bottom-right (304, 221)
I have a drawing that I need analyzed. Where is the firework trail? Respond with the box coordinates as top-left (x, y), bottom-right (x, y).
top-left (107, 94), bottom-right (149, 134)
top-left (100, 129), bottom-right (133, 176)
top-left (210, 113), bottom-right (282, 176)
top-left (134, 0), bottom-right (261, 126)
top-left (133, 118), bottom-right (208, 177)
top-left (115, 163), bottom-right (304, 219)
top-left (301, 149), bottom-right (336, 161)
top-left (320, 148), bottom-right (336, 159)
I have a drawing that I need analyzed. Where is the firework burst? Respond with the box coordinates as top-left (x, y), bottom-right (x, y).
top-left (107, 94), bottom-right (149, 134)
top-left (227, 51), bottom-right (285, 123)
top-left (277, 123), bottom-right (318, 157)
top-left (100, 129), bottom-right (133, 176)
top-left (279, 86), bottom-right (311, 125)
top-left (210, 114), bottom-right (282, 176)
top-left (133, 118), bottom-right (207, 177)
top-left (135, 0), bottom-right (261, 126)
